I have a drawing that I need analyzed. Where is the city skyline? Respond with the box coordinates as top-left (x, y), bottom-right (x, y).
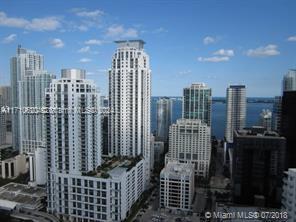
top-left (0, 0), bottom-right (296, 97)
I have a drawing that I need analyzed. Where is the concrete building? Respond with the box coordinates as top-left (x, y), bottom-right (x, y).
top-left (232, 127), bottom-right (286, 207)
top-left (19, 70), bottom-right (55, 154)
top-left (0, 144), bottom-right (14, 161)
top-left (0, 183), bottom-right (46, 211)
top-left (283, 69), bottom-right (296, 92)
top-left (10, 46), bottom-right (44, 150)
top-left (28, 147), bottom-right (47, 185)
top-left (101, 107), bottom-right (109, 156)
top-left (0, 95), bottom-right (5, 146)
top-left (166, 119), bottom-right (211, 177)
top-left (156, 97), bottom-right (172, 142)
top-left (225, 85), bottom-right (246, 143)
top-left (0, 86), bottom-right (12, 108)
top-left (108, 40), bottom-right (151, 186)
top-left (281, 91), bottom-right (296, 169)
top-left (46, 69), bottom-right (145, 221)
top-left (272, 96), bottom-right (282, 132)
top-left (282, 168), bottom-right (296, 222)
top-left (160, 161), bottom-right (195, 212)
top-left (49, 156), bottom-right (145, 221)
top-left (182, 83), bottom-right (212, 126)
top-left (0, 86), bottom-right (12, 133)
top-left (152, 138), bottom-right (165, 170)
top-left (259, 109), bottom-right (272, 131)
top-left (0, 154), bottom-right (27, 179)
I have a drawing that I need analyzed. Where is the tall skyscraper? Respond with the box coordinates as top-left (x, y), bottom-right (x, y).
top-left (0, 86), bottom-right (12, 133)
top-left (0, 95), bottom-right (5, 146)
top-left (232, 127), bottom-right (286, 207)
top-left (225, 85), bottom-right (246, 143)
top-left (46, 69), bottom-right (145, 221)
top-left (46, 69), bottom-right (101, 176)
top-left (11, 46), bottom-right (44, 150)
top-left (182, 83), bottom-right (212, 126)
top-left (166, 119), bottom-right (211, 177)
top-left (109, 40), bottom-right (151, 185)
top-left (272, 96), bottom-right (282, 132)
top-left (283, 69), bottom-right (296, 92)
top-left (19, 71), bottom-right (55, 154)
top-left (281, 91), bottom-right (296, 168)
top-left (156, 97), bottom-right (172, 142)
top-left (259, 109), bottom-right (272, 131)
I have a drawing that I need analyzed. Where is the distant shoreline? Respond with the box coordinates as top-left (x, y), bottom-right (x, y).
top-left (152, 96), bottom-right (275, 104)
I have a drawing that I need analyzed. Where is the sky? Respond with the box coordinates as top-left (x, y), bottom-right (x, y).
top-left (0, 0), bottom-right (296, 97)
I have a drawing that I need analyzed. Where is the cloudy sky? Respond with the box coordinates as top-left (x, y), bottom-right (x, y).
top-left (0, 0), bottom-right (296, 96)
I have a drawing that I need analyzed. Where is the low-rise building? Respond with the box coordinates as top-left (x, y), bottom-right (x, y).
top-left (0, 183), bottom-right (46, 211)
top-left (48, 157), bottom-right (145, 222)
top-left (0, 154), bottom-right (27, 179)
top-left (160, 161), bottom-right (195, 212)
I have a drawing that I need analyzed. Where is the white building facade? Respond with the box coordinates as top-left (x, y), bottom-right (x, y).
top-left (108, 40), bottom-right (151, 186)
top-left (166, 119), bottom-right (211, 177)
top-left (10, 46), bottom-right (44, 150)
top-left (260, 109), bottom-right (272, 131)
top-left (48, 158), bottom-right (145, 222)
top-left (0, 95), bottom-right (5, 146)
top-left (283, 69), bottom-right (296, 92)
top-left (282, 168), bottom-right (296, 222)
top-left (19, 70), bottom-right (55, 154)
top-left (160, 161), bottom-right (195, 212)
top-left (46, 69), bottom-right (145, 221)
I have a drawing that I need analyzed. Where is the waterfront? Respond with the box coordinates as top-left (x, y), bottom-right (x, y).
top-left (151, 97), bottom-right (273, 139)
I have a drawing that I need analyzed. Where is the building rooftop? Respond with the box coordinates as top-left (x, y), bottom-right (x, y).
top-left (161, 161), bottom-right (194, 178)
top-left (175, 118), bottom-right (205, 126)
top-left (235, 126), bottom-right (283, 138)
top-left (115, 40), bottom-right (145, 49)
top-left (83, 156), bottom-right (143, 179)
top-left (0, 183), bottom-right (46, 210)
top-left (61, 69), bottom-right (86, 79)
top-left (228, 85), bottom-right (246, 89)
top-left (187, 82), bottom-right (209, 89)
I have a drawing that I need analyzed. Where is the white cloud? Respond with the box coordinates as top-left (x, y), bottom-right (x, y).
top-left (72, 8), bottom-right (104, 18)
top-left (203, 36), bottom-right (217, 45)
top-left (105, 25), bottom-right (138, 38)
top-left (287, 36), bottom-right (296, 42)
top-left (198, 56), bottom-right (229, 62)
top-left (178, 70), bottom-right (192, 75)
top-left (78, 46), bottom-right (90, 53)
top-left (78, 25), bottom-right (88, 32)
top-left (70, 8), bottom-right (104, 31)
top-left (213, 49), bottom-right (234, 57)
top-left (2, 34), bottom-right (16, 43)
top-left (0, 11), bottom-right (61, 31)
top-left (152, 27), bottom-right (168, 34)
top-left (86, 72), bottom-right (95, 75)
top-left (79, 58), bottom-right (92, 63)
top-left (97, 69), bottom-right (108, 73)
top-left (49, 38), bottom-right (64, 48)
top-left (84, 39), bottom-right (103, 45)
top-left (246, 44), bottom-right (280, 57)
